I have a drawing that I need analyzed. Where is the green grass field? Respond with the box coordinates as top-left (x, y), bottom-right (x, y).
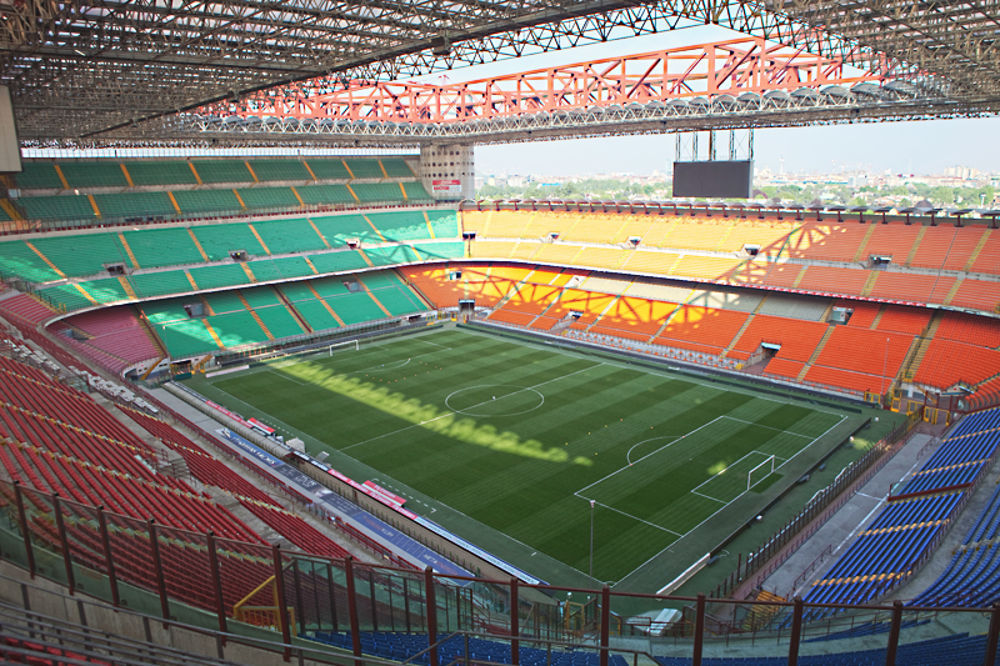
top-left (188, 326), bottom-right (871, 590)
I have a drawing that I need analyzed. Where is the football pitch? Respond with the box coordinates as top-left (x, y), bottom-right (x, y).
top-left (187, 326), bottom-right (870, 590)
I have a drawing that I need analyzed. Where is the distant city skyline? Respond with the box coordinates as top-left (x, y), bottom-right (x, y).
top-left (476, 116), bottom-right (1000, 178)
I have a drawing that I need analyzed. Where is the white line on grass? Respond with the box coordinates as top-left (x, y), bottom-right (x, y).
top-left (722, 416), bottom-right (819, 439)
top-left (613, 413), bottom-right (850, 587)
top-left (340, 362), bottom-right (606, 453)
top-left (269, 368), bottom-right (310, 386)
top-left (575, 416), bottom-right (727, 496)
top-left (588, 500), bottom-right (685, 537)
top-left (690, 490), bottom-right (728, 504)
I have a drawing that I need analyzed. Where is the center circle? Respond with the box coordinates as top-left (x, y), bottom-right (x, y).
top-left (445, 384), bottom-right (545, 417)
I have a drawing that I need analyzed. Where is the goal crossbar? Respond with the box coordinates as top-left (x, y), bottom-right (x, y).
top-left (328, 339), bottom-right (360, 356)
top-left (747, 454), bottom-right (776, 491)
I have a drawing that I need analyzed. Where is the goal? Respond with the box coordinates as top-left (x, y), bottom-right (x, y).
top-left (746, 454), bottom-right (776, 491)
top-left (328, 339), bottom-right (360, 356)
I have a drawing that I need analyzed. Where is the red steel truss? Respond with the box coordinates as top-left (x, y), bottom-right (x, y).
top-left (215, 37), bottom-right (893, 124)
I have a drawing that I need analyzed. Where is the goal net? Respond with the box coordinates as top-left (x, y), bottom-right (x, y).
top-left (328, 339), bottom-right (360, 356)
top-left (747, 454), bottom-right (776, 491)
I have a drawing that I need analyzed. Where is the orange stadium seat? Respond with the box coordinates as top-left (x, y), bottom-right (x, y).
top-left (842, 301), bottom-right (882, 328)
top-left (795, 266), bottom-right (872, 296)
top-left (813, 327), bottom-right (913, 377)
top-left (969, 229), bottom-right (1000, 274)
top-left (547, 289), bottom-right (618, 324)
top-left (786, 222), bottom-right (870, 263)
top-left (867, 271), bottom-right (956, 304)
top-left (908, 226), bottom-right (959, 270)
top-left (875, 306), bottom-right (933, 335)
top-left (622, 249), bottom-right (683, 276)
top-left (658, 305), bottom-right (749, 351)
top-left (596, 296), bottom-right (678, 338)
top-left (763, 357), bottom-right (805, 380)
top-left (950, 279), bottom-right (1000, 312)
top-left (719, 218), bottom-right (798, 256)
top-left (942, 226), bottom-right (989, 271)
top-left (914, 339), bottom-right (1000, 388)
top-left (935, 311), bottom-right (1000, 348)
top-left (805, 364), bottom-right (887, 393)
top-left (729, 315), bottom-right (829, 362)
top-left (861, 223), bottom-right (924, 264)
top-left (669, 254), bottom-right (743, 281)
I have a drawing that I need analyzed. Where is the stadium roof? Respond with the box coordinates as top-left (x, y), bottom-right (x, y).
top-left (1, 0), bottom-right (998, 147)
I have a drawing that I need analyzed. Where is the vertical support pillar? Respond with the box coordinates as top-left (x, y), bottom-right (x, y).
top-left (884, 600), bottom-right (903, 666)
top-left (97, 507), bottom-right (119, 607)
top-left (13, 483), bottom-right (35, 578)
top-left (425, 567), bottom-right (438, 666)
top-left (272, 545), bottom-right (291, 661)
top-left (292, 558), bottom-right (305, 639)
top-left (327, 561), bottom-right (339, 632)
top-left (369, 569), bottom-right (378, 631)
top-left (692, 594), bottom-right (705, 666)
top-left (510, 578), bottom-right (520, 666)
top-left (599, 586), bottom-right (610, 666)
top-left (984, 605), bottom-right (1000, 666)
top-left (345, 558), bottom-right (363, 666)
top-left (52, 494), bottom-right (74, 595)
top-left (206, 532), bottom-right (227, 638)
top-left (787, 597), bottom-right (804, 666)
top-left (147, 520), bottom-right (169, 623)
top-left (404, 578), bottom-right (412, 632)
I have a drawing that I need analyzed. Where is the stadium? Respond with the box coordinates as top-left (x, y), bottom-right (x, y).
top-left (0, 1), bottom-right (999, 664)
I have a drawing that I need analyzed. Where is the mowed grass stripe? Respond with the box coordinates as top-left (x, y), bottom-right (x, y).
top-left (201, 328), bottom-right (853, 584)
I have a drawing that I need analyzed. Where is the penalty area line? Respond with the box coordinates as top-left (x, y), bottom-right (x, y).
top-left (574, 493), bottom-right (684, 538)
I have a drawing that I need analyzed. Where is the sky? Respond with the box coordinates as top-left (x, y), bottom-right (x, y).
top-left (475, 118), bottom-right (1000, 177)
top-left (431, 25), bottom-right (1000, 178)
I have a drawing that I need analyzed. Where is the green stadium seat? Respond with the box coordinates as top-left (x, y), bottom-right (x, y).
top-left (369, 285), bottom-right (426, 315)
top-left (124, 160), bottom-right (199, 186)
top-left (413, 241), bottom-right (465, 260)
top-left (326, 290), bottom-right (388, 325)
top-left (38, 277), bottom-right (129, 311)
top-left (0, 241), bottom-right (63, 282)
top-left (206, 310), bottom-right (268, 347)
top-left (128, 270), bottom-right (195, 298)
top-left (402, 181), bottom-right (432, 201)
top-left (193, 160), bottom-right (254, 184)
top-left (241, 287), bottom-right (282, 308)
top-left (380, 158), bottom-right (415, 178)
top-left (93, 192), bottom-right (177, 219)
top-left (291, 300), bottom-right (341, 331)
top-left (18, 194), bottom-right (97, 221)
top-left (142, 299), bottom-right (194, 325)
top-left (364, 244), bottom-right (419, 265)
top-left (191, 222), bottom-right (267, 259)
top-left (309, 276), bottom-right (349, 299)
top-left (122, 227), bottom-right (204, 268)
top-left (204, 291), bottom-right (246, 314)
top-left (237, 186), bottom-right (301, 210)
top-left (281, 282), bottom-right (318, 303)
top-left (58, 161), bottom-right (129, 189)
top-left (16, 162), bottom-right (64, 190)
top-left (30, 233), bottom-right (123, 277)
top-left (427, 210), bottom-right (460, 237)
top-left (296, 184), bottom-right (356, 205)
top-left (252, 217), bottom-right (327, 254)
top-left (248, 159), bottom-right (311, 182)
top-left (0, 203), bottom-right (10, 222)
top-left (188, 263), bottom-right (250, 290)
top-left (173, 189), bottom-right (243, 214)
top-left (303, 158), bottom-right (351, 180)
top-left (307, 250), bottom-right (371, 273)
top-left (255, 305), bottom-right (305, 338)
top-left (344, 158), bottom-right (385, 180)
top-left (311, 214), bottom-right (382, 246)
top-left (351, 182), bottom-right (406, 203)
top-left (248, 256), bottom-right (314, 282)
top-left (157, 318), bottom-right (220, 358)
top-left (368, 210), bottom-right (432, 240)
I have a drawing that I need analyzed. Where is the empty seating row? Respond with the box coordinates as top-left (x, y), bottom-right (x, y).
top-left (15, 157), bottom-right (416, 191)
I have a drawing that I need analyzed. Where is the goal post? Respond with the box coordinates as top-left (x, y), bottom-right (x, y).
top-left (328, 339), bottom-right (360, 356)
top-left (747, 454), bottom-right (776, 491)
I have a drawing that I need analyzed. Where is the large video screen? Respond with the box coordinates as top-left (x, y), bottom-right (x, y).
top-left (672, 160), bottom-right (753, 199)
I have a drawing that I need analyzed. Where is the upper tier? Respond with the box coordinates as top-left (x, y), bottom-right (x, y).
top-left (1, 156), bottom-right (431, 226)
